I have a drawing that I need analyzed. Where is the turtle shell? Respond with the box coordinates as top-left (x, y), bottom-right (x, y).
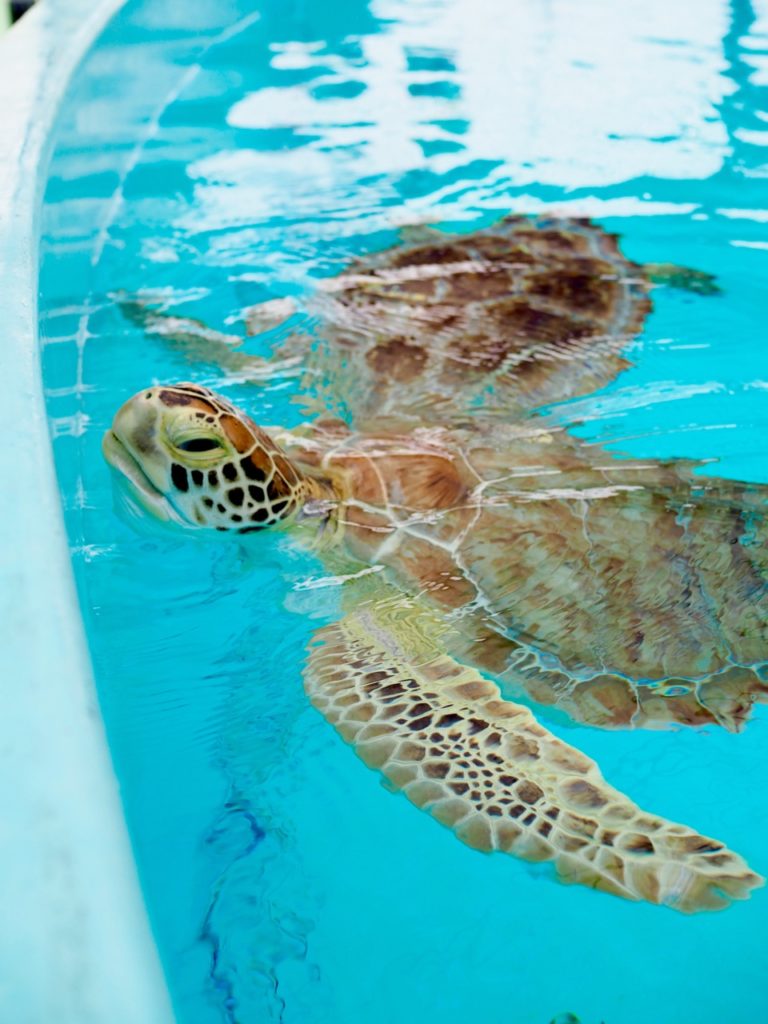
top-left (312, 215), bottom-right (651, 424)
top-left (314, 419), bottom-right (768, 734)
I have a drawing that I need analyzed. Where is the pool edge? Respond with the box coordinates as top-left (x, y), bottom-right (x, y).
top-left (0, 1), bottom-right (177, 1021)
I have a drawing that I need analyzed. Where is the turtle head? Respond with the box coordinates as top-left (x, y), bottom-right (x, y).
top-left (103, 383), bottom-right (310, 532)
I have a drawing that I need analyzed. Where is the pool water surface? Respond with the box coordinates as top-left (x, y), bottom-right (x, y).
top-left (39, 1), bottom-right (768, 1021)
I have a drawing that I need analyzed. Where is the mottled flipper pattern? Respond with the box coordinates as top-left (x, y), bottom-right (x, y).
top-left (305, 603), bottom-right (763, 912)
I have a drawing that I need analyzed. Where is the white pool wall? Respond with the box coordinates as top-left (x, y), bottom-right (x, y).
top-left (0, 1), bottom-right (176, 1021)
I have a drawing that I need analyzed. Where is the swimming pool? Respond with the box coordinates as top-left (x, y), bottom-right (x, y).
top-left (35, 0), bottom-right (768, 1021)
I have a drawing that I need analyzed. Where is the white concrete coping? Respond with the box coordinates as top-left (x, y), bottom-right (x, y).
top-left (0, 1), bottom-right (177, 1020)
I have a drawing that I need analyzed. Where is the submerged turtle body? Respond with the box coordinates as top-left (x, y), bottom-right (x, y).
top-left (105, 217), bottom-right (763, 913)
top-left (279, 416), bottom-right (768, 733)
top-left (307, 215), bottom-right (652, 423)
top-left (122, 215), bottom-right (712, 426)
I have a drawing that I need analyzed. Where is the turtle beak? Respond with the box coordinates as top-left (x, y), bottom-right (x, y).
top-left (103, 392), bottom-right (182, 524)
top-left (106, 391), bottom-right (168, 493)
top-left (102, 429), bottom-right (179, 525)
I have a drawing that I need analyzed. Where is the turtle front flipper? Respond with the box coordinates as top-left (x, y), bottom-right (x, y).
top-left (113, 290), bottom-right (304, 384)
top-left (644, 263), bottom-right (720, 295)
top-left (305, 600), bottom-right (762, 912)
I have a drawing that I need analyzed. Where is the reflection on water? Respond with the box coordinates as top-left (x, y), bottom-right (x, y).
top-left (40, 0), bottom-right (768, 1022)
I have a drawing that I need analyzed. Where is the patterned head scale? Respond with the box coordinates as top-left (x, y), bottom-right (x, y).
top-left (103, 382), bottom-right (309, 532)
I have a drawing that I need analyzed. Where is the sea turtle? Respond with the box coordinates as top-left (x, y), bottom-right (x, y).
top-left (104, 216), bottom-right (767, 912)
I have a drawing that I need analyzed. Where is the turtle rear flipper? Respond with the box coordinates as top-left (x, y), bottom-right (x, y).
top-left (305, 601), bottom-right (762, 912)
top-left (644, 263), bottom-right (720, 295)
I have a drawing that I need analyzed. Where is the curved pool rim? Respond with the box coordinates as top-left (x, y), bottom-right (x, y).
top-left (0, 1), bottom-right (175, 1020)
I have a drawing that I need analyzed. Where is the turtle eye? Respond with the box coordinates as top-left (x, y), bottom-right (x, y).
top-left (177, 437), bottom-right (222, 453)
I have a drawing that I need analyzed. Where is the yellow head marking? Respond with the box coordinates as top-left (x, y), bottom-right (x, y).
top-left (103, 382), bottom-right (308, 532)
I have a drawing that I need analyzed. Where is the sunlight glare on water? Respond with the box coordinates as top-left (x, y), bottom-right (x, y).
top-left (39, 1), bottom-right (768, 1022)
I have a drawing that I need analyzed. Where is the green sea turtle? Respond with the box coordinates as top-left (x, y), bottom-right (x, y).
top-left (104, 216), bottom-right (767, 912)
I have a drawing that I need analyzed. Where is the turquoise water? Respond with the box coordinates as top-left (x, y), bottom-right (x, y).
top-left (39, 1), bottom-right (768, 1021)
